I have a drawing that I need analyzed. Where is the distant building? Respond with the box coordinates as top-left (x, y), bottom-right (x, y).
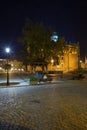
top-left (47, 43), bottom-right (79, 73)
top-left (27, 42), bottom-right (80, 73)
top-left (0, 59), bottom-right (24, 72)
top-left (0, 59), bottom-right (6, 72)
top-left (85, 57), bottom-right (87, 69)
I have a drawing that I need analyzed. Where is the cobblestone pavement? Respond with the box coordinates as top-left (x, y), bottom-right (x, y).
top-left (0, 80), bottom-right (87, 130)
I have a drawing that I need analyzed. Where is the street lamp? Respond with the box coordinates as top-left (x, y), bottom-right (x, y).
top-left (51, 59), bottom-right (54, 64)
top-left (5, 47), bottom-right (10, 85)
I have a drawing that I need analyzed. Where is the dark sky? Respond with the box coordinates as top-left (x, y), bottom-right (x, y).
top-left (0, 0), bottom-right (87, 59)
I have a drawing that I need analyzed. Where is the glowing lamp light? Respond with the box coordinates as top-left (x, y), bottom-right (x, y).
top-left (5, 47), bottom-right (10, 53)
top-left (51, 59), bottom-right (54, 64)
top-left (80, 60), bottom-right (82, 63)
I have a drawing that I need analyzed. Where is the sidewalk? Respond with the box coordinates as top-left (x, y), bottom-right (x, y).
top-left (0, 78), bottom-right (64, 88)
top-left (0, 79), bottom-right (29, 87)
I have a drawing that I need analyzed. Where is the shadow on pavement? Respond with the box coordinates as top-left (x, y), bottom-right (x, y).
top-left (0, 121), bottom-right (34, 130)
top-left (0, 82), bottom-right (20, 86)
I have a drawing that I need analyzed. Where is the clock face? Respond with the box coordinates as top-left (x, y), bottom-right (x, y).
top-left (51, 33), bottom-right (58, 42)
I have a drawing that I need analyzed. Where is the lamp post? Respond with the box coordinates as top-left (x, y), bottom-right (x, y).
top-left (5, 47), bottom-right (10, 85)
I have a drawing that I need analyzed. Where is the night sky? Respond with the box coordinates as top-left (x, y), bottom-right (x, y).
top-left (0, 0), bottom-right (87, 59)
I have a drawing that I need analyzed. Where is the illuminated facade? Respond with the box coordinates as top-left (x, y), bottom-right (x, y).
top-left (0, 59), bottom-right (24, 72)
top-left (27, 43), bottom-right (80, 73)
top-left (85, 57), bottom-right (87, 69)
top-left (45, 43), bottom-right (80, 73)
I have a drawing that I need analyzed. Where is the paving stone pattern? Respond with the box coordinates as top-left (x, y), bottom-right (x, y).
top-left (0, 81), bottom-right (87, 130)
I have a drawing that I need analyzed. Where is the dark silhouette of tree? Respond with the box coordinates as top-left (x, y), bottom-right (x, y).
top-left (18, 19), bottom-right (66, 71)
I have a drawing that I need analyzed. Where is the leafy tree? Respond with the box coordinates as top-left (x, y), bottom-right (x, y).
top-left (18, 19), bottom-right (66, 71)
top-left (18, 19), bottom-right (33, 71)
top-left (19, 19), bottom-right (53, 71)
top-left (50, 36), bottom-right (66, 65)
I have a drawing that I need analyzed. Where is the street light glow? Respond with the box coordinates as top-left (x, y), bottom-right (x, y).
top-left (51, 59), bottom-right (54, 64)
top-left (5, 47), bottom-right (10, 53)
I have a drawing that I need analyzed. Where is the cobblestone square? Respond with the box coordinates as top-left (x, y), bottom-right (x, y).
top-left (0, 80), bottom-right (87, 130)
